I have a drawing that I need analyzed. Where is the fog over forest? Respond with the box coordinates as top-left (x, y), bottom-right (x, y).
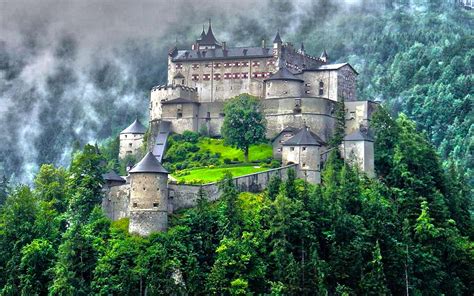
top-left (0, 0), bottom-right (470, 182)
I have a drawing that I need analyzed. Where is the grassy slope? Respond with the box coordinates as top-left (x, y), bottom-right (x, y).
top-left (172, 165), bottom-right (268, 184)
top-left (198, 138), bottom-right (272, 162)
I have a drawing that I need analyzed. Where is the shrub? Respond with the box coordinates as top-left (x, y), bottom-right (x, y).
top-left (224, 158), bottom-right (232, 164)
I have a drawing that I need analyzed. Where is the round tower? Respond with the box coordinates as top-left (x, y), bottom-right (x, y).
top-left (128, 152), bottom-right (169, 236)
top-left (119, 119), bottom-right (147, 159)
top-left (264, 67), bottom-right (304, 99)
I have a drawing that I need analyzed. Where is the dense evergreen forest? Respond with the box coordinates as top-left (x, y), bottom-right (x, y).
top-left (0, 107), bottom-right (472, 295)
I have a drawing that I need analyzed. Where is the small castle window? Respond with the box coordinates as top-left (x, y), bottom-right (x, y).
top-left (290, 147), bottom-right (295, 151)
top-left (153, 202), bottom-right (159, 207)
top-left (214, 73), bottom-right (221, 80)
top-left (214, 63), bottom-right (221, 68)
top-left (129, 143), bottom-right (132, 148)
top-left (124, 135), bottom-right (127, 138)
top-left (177, 112), bottom-right (183, 118)
top-left (192, 74), bottom-right (199, 81)
top-left (302, 147), bottom-right (306, 151)
top-left (305, 83), bottom-right (311, 87)
top-left (349, 111), bottom-right (355, 119)
top-left (252, 61), bottom-right (260, 67)
top-left (126, 151), bottom-right (132, 154)
top-left (319, 81), bottom-right (324, 96)
top-left (241, 72), bottom-right (248, 78)
top-left (242, 61), bottom-right (249, 67)
top-left (277, 148), bottom-right (281, 152)
top-left (219, 113), bottom-right (225, 117)
top-left (302, 163), bottom-right (306, 167)
top-left (133, 202), bottom-right (138, 208)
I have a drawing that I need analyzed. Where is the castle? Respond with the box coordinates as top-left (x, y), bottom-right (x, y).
top-left (105, 21), bottom-right (377, 236)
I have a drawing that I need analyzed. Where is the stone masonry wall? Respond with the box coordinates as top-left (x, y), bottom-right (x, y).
top-left (119, 133), bottom-right (144, 159)
top-left (168, 164), bottom-right (298, 211)
top-left (102, 184), bottom-right (130, 221)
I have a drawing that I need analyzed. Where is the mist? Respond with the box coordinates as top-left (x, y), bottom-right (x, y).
top-left (0, 0), bottom-right (379, 182)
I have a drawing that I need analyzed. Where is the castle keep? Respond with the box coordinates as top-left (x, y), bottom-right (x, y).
top-left (108, 22), bottom-right (377, 235)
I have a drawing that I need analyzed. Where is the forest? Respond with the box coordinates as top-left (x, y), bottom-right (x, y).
top-left (0, 107), bottom-right (472, 295)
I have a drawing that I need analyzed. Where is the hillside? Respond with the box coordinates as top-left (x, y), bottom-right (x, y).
top-left (0, 111), bottom-right (472, 294)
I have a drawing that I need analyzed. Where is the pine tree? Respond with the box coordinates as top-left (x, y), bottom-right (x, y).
top-left (360, 241), bottom-right (390, 295)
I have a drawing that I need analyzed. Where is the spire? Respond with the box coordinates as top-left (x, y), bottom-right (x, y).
top-left (300, 42), bottom-right (305, 52)
top-left (199, 18), bottom-right (219, 46)
top-left (273, 30), bottom-right (282, 44)
top-left (199, 25), bottom-right (206, 40)
top-left (320, 49), bottom-right (329, 62)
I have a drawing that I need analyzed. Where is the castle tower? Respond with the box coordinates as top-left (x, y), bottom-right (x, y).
top-left (343, 127), bottom-right (375, 178)
top-left (119, 119), bottom-right (147, 159)
top-left (128, 152), bottom-right (169, 236)
top-left (273, 30), bottom-right (283, 67)
top-left (282, 125), bottom-right (325, 184)
top-left (264, 67), bottom-right (304, 99)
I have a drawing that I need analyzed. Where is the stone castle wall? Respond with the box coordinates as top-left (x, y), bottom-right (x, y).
top-left (150, 85), bottom-right (198, 122)
top-left (168, 57), bottom-right (277, 102)
top-left (103, 165), bottom-right (299, 221)
top-left (263, 97), bottom-right (336, 140)
top-left (102, 184), bottom-right (130, 221)
top-left (119, 134), bottom-right (144, 159)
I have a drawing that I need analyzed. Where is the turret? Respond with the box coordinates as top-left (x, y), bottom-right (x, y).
top-left (320, 49), bottom-right (329, 63)
top-left (343, 126), bottom-right (374, 178)
top-left (264, 67), bottom-right (304, 99)
top-left (282, 125), bottom-right (325, 184)
top-left (128, 152), bottom-right (169, 236)
top-left (119, 119), bottom-right (147, 159)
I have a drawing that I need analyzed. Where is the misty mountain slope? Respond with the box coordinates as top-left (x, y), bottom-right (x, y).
top-left (0, 0), bottom-right (472, 183)
top-left (292, 3), bottom-right (473, 183)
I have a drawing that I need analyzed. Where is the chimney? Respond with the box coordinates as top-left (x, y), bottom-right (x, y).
top-left (261, 39), bottom-right (266, 48)
top-left (222, 41), bottom-right (227, 50)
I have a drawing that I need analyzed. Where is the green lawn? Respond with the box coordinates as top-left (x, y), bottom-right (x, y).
top-left (198, 138), bottom-right (272, 162)
top-left (172, 165), bottom-right (269, 184)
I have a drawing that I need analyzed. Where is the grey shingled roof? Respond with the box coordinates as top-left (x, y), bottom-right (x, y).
top-left (344, 129), bottom-right (374, 142)
top-left (121, 119), bottom-right (147, 134)
top-left (129, 152), bottom-right (168, 174)
top-left (273, 31), bottom-right (282, 43)
top-left (161, 97), bottom-right (199, 105)
top-left (283, 127), bottom-right (325, 146)
top-left (172, 46), bottom-right (272, 62)
top-left (264, 67), bottom-right (304, 82)
top-left (305, 63), bottom-right (359, 75)
top-left (271, 126), bottom-right (299, 142)
top-left (173, 72), bottom-right (185, 79)
top-left (200, 21), bottom-right (220, 46)
top-left (103, 170), bottom-right (126, 183)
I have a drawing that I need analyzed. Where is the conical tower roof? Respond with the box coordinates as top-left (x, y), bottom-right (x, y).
top-left (129, 152), bottom-right (168, 174)
top-left (273, 30), bottom-right (282, 43)
top-left (103, 170), bottom-right (126, 182)
top-left (264, 67), bottom-right (303, 82)
top-left (200, 19), bottom-right (220, 46)
top-left (120, 119), bottom-right (147, 134)
top-left (283, 126), bottom-right (325, 146)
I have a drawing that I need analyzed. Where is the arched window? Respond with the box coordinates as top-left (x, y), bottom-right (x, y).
top-left (319, 81), bottom-right (324, 96)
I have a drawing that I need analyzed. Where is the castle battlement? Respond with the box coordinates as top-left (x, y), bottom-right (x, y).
top-left (151, 84), bottom-right (198, 92)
